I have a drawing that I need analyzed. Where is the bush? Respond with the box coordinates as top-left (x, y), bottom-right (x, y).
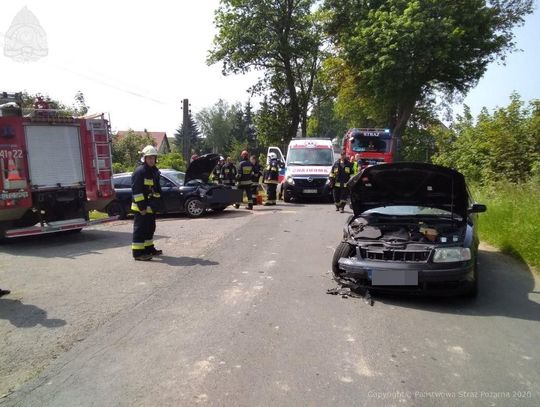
top-left (472, 180), bottom-right (540, 270)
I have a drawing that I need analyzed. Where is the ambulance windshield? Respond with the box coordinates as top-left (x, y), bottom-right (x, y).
top-left (287, 148), bottom-right (333, 166)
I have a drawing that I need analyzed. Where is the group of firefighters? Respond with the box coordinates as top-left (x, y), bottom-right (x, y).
top-left (130, 147), bottom-right (283, 260)
top-left (130, 146), bottom-right (367, 260)
top-left (209, 151), bottom-right (284, 209)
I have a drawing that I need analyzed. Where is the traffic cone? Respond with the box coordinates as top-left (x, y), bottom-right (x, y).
top-left (7, 157), bottom-right (23, 181)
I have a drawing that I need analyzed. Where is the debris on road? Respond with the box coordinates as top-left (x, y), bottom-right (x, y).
top-left (327, 282), bottom-right (374, 306)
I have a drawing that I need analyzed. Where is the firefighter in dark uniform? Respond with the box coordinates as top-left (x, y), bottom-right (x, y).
top-left (131, 145), bottom-right (163, 261)
top-left (250, 155), bottom-right (262, 204)
top-left (212, 156), bottom-right (225, 184)
top-left (220, 156), bottom-right (237, 186)
top-left (234, 150), bottom-right (254, 210)
top-left (329, 151), bottom-right (354, 213)
top-left (263, 152), bottom-right (281, 205)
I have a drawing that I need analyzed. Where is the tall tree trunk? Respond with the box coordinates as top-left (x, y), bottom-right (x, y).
top-left (391, 99), bottom-right (416, 161)
top-left (284, 59), bottom-right (300, 142)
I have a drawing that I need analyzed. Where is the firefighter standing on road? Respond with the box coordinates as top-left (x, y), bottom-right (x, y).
top-left (250, 155), bottom-right (262, 205)
top-left (263, 152), bottom-right (281, 206)
top-left (235, 150), bottom-right (254, 210)
top-left (329, 152), bottom-right (354, 213)
top-left (220, 156), bottom-right (237, 186)
top-left (131, 145), bottom-right (163, 261)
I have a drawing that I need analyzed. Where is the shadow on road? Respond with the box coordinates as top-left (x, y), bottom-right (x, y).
top-left (0, 299), bottom-right (66, 328)
top-left (153, 256), bottom-right (219, 267)
top-left (0, 229), bottom-right (165, 259)
top-left (374, 249), bottom-right (540, 322)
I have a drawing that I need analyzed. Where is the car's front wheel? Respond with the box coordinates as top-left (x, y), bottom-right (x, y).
top-left (331, 241), bottom-right (355, 279)
top-left (184, 198), bottom-right (205, 218)
top-left (283, 190), bottom-right (292, 203)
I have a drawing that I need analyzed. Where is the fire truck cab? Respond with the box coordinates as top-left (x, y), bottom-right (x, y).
top-left (0, 92), bottom-right (116, 239)
top-left (342, 128), bottom-right (395, 167)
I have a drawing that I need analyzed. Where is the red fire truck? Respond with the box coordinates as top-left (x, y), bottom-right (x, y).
top-left (0, 92), bottom-right (117, 239)
top-left (342, 128), bottom-right (395, 166)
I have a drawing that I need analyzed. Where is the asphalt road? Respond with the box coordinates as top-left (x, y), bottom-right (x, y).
top-left (1, 204), bottom-right (539, 407)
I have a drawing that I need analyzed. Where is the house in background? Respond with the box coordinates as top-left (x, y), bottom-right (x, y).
top-left (116, 129), bottom-right (171, 154)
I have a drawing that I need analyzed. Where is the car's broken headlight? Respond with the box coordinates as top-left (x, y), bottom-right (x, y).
top-left (433, 247), bottom-right (471, 263)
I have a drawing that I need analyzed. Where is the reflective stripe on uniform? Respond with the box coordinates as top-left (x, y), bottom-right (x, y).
top-left (144, 240), bottom-right (154, 247)
top-left (144, 178), bottom-right (154, 186)
top-left (151, 193), bottom-right (161, 198)
top-left (134, 193), bottom-right (145, 202)
top-left (131, 204), bottom-right (153, 213)
top-left (132, 243), bottom-right (145, 250)
top-left (335, 183), bottom-right (342, 187)
top-left (264, 180), bottom-right (278, 184)
top-left (242, 167), bottom-right (252, 174)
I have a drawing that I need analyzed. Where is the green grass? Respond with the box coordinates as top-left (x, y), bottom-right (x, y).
top-left (472, 180), bottom-right (540, 271)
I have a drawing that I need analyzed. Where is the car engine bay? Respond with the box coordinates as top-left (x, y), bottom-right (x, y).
top-left (347, 215), bottom-right (467, 262)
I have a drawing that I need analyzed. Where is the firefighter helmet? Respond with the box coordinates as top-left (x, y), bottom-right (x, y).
top-left (140, 145), bottom-right (158, 162)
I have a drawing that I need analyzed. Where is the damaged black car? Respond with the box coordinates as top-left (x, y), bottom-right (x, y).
top-left (332, 163), bottom-right (486, 297)
top-left (108, 153), bottom-right (243, 219)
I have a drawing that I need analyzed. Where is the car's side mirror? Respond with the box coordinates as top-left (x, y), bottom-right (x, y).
top-left (468, 203), bottom-right (487, 214)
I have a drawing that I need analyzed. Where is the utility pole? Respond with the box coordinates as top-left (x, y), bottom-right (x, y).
top-left (181, 98), bottom-right (190, 161)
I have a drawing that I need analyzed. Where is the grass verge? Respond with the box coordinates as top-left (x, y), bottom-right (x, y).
top-left (472, 180), bottom-right (539, 272)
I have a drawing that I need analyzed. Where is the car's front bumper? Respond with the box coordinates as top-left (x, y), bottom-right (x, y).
top-left (337, 256), bottom-right (476, 295)
top-left (283, 181), bottom-right (332, 200)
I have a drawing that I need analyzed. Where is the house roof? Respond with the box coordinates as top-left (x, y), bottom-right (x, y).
top-left (116, 130), bottom-right (170, 152)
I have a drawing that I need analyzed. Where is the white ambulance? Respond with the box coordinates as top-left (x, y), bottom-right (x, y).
top-left (268, 138), bottom-right (334, 203)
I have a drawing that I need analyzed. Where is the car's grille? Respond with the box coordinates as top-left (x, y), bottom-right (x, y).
top-left (294, 178), bottom-right (327, 187)
top-left (360, 248), bottom-right (431, 262)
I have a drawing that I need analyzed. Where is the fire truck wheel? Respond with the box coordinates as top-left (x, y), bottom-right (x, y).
top-left (106, 201), bottom-right (127, 220)
top-left (185, 198), bottom-right (205, 218)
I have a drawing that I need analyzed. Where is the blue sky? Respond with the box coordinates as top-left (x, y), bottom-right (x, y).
top-left (0, 1), bottom-right (538, 136)
top-left (461, 7), bottom-right (540, 117)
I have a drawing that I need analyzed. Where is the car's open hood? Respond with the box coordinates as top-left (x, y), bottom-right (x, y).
top-left (348, 163), bottom-right (468, 218)
top-left (185, 153), bottom-right (220, 183)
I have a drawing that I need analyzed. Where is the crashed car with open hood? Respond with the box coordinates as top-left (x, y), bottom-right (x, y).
top-left (331, 163), bottom-right (486, 296)
top-left (108, 153), bottom-right (243, 219)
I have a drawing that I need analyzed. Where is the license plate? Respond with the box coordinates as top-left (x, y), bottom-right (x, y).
top-left (371, 270), bottom-right (418, 286)
top-left (303, 189), bottom-right (318, 194)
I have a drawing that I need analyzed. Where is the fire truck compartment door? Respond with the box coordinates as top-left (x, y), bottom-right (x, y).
top-left (25, 125), bottom-right (84, 189)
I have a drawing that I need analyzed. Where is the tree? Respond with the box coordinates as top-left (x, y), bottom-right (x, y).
top-left (323, 0), bottom-right (534, 156)
top-left (208, 0), bottom-right (322, 142)
top-left (196, 100), bottom-right (241, 155)
top-left (432, 94), bottom-right (540, 184)
top-left (20, 91), bottom-right (90, 116)
top-left (111, 129), bottom-right (155, 172)
top-left (254, 95), bottom-right (291, 152)
top-left (174, 112), bottom-right (201, 160)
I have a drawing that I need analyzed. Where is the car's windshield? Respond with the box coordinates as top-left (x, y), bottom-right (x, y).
top-left (165, 171), bottom-right (185, 186)
top-left (351, 136), bottom-right (390, 153)
top-left (287, 148), bottom-right (333, 166)
top-left (364, 205), bottom-right (460, 219)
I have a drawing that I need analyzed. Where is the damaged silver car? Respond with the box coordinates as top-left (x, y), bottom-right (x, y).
top-left (332, 163), bottom-right (486, 297)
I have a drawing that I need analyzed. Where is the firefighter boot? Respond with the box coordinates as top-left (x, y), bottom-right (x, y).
top-left (134, 254), bottom-right (153, 261)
